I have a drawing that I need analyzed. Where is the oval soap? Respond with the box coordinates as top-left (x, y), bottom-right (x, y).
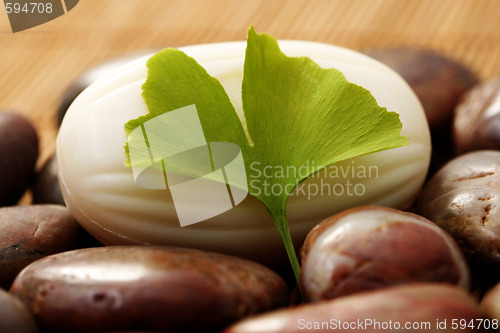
top-left (57, 40), bottom-right (431, 264)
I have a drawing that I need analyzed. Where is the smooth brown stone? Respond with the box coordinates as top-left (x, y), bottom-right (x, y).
top-left (417, 150), bottom-right (500, 272)
top-left (224, 284), bottom-right (485, 333)
top-left (301, 206), bottom-right (469, 301)
top-left (10, 246), bottom-right (288, 333)
top-left (0, 113), bottom-right (38, 206)
top-left (0, 288), bottom-right (37, 333)
top-left (0, 205), bottom-right (91, 289)
top-left (454, 78), bottom-right (500, 154)
top-left (32, 154), bottom-right (65, 205)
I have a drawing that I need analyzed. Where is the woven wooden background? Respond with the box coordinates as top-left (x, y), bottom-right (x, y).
top-left (1, 0), bottom-right (499, 166)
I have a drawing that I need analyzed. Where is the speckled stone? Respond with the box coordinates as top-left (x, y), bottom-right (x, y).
top-left (417, 150), bottom-right (500, 271)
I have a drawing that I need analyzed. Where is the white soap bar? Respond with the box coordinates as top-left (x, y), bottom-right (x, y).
top-left (57, 40), bottom-right (431, 264)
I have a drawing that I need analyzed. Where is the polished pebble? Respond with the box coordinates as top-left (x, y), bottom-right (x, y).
top-left (223, 284), bottom-right (484, 333)
top-left (300, 206), bottom-right (469, 300)
top-left (454, 78), bottom-right (500, 154)
top-left (0, 288), bottom-right (37, 333)
top-left (417, 150), bottom-right (500, 272)
top-left (10, 246), bottom-right (288, 333)
top-left (32, 154), bottom-right (65, 205)
top-left (0, 113), bottom-right (38, 206)
top-left (0, 205), bottom-right (91, 289)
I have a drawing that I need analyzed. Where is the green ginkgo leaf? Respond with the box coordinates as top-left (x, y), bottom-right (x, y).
top-left (124, 26), bottom-right (408, 290)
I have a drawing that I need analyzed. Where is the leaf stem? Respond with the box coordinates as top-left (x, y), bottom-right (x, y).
top-left (272, 212), bottom-right (303, 296)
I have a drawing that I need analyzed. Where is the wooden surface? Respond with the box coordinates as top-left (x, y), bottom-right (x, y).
top-left (1, 0), bottom-right (500, 166)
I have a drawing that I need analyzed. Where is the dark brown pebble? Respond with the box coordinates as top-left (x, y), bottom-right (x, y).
top-left (10, 246), bottom-right (288, 333)
top-left (0, 205), bottom-right (91, 289)
top-left (32, 154), bottom-right (65, 205)
top-left (223, 284), bottom-right (485, 333)
top-left (0, 288), bottom-right (37, 333)
top-left (0, 113), bottom-right (38, 206)
top-left (301, 206), bottom-right (469, 301)
top-left (454, 78), bottom-right (500, 154)
top-left (417, 150), bottom-right (500, 273)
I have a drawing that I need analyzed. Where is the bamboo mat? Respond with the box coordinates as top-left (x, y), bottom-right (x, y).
top-left (1, 0), bottom-right (499, 166)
